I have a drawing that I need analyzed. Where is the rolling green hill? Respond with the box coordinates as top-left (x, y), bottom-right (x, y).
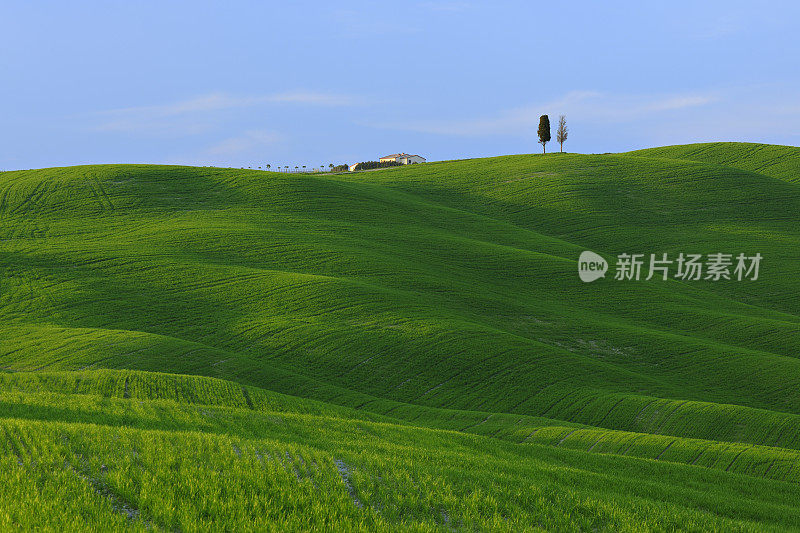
top-left (629, 142), bottom-right (800, 184)
top-left (1, 142), bottom-right (799, 530)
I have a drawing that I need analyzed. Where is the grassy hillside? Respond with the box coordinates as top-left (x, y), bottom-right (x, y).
top-left (2, 370), bottom-right (800, 531)
top-left (1, 142), bottom-right (799, 529)
top-left (629, 142), bottom-right (800, 184)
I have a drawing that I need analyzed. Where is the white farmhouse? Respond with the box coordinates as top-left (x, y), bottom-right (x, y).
top-left (379, 153), bottom-right (426, 165)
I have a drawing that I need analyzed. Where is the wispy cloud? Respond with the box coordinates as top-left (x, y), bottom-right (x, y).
top-left (331, 9), bottom-right (422, 36)
top-left (695, 14), bottom-right (745, 40)
top-left (101, 91), bottom-right (356, 116)
top-left (368, 90), bottom-right (719, 136)
top-left (418, 1), bottom-right (472, 12)
top-left (206, 130), bottom-right (283, 157)
top-left (91, 91), bottom-right (357, 134)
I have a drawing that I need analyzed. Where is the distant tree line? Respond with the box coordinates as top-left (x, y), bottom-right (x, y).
top-left (351, 160), bottom-right (402, 171)
top-left (254, 163), bottom-right (349, 173)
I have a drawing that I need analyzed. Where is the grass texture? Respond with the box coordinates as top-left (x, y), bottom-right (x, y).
top-left (1, 142), bottom-right (799, 530)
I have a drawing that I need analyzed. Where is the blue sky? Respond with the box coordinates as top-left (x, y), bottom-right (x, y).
top-left (1, 1), bottom-right (799, 170)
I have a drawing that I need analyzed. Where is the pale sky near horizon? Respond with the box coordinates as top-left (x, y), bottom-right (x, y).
top-left (1, 1), bottom-right (799, 170)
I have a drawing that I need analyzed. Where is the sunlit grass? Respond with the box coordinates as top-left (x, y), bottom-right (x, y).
top-left (1, 142), bottom-right (799, 528)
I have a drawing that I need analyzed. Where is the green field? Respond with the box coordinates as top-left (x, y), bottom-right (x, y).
top-left (1, 141), bottom-right (799, 530)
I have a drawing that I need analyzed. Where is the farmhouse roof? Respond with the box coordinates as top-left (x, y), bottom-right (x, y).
top-left (381, 153), bottom-right (423, 159)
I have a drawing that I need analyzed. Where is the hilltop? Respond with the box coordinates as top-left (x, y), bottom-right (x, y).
top-left (1, 142), bottom-right (799, 530)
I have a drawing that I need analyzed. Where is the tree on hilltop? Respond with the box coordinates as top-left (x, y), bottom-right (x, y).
top-left (556, 115), bottom-right (568, 153)
top-left (538, 115), bottom-right (551, 154)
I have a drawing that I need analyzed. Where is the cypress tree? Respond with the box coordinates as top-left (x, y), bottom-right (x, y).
top-left (538, 115), bottom-right (551, 154)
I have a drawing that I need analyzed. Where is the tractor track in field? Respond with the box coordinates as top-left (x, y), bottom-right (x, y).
top-left (556, 429), bottom-right (579, 445)
top-left (66, 461), bottom-right (153, 527)
top-left (725, 446), bottom-right (753, 472)
top-left (334, 459), bottom-right (363, 509)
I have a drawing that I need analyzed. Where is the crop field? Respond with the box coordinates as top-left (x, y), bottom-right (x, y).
top-left (1, 142), bottom-right (799, 530)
